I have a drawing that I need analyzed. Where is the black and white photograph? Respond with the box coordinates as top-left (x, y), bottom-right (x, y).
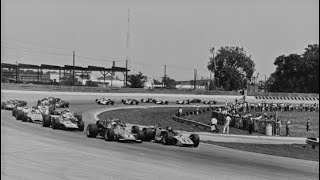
top-left (1, 0), bottom-right (319, 179)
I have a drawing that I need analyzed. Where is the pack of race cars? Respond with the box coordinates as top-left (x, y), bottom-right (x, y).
top-left (2, 97), bottom-right (207, 148)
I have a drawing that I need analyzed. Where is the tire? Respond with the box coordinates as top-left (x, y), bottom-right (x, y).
top-left (76, 115), bottom-right (82, 121)
top-left (12, 107), bottom-right (17, 117)
top-left (78, 121), bottom-right (84, 131)
top-left (65, 103), bottom-right (69, 108)
top-left (111, 101), bottom-right (114, 105)
top-left (142, 128), bottom-right (155, 141)
top-left (190, 134), bottom-right (200, 147)
top-left (52, 118), bottom-right (60, 129)
top-left (136, 130), bottom-right (144, 141)
top-left (42, 115), bottom-right (51, 127)
top-left (86, 124), bottom-right (98, 138)
top-left (131, 125), bottom-right (140, 134)
top-left (106, 128), bottom-right (115, 141)
top-left (162, 132), bottom-right (174, 145)
top-left (22, 114), bottom-right (28, 122)
top-left (16, 110), bottom-right (23, 120)
top-left (1, 102), bottom-right (5, 110)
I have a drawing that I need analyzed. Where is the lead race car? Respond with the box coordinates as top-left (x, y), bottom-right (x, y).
top-left (96, 98), bottom-right (115, 105)
top-left (141, 98), bottom-right (155, 103)
top-left (122, 99), bottom-right (139, 105)
top-left (142, 126), bottom-right (200, 147)
top-left (86, 119), bottom-right (144, 143)
top-left (152, 99), bottom-right (169, 105)
top-left (42, 110), bottom-right (84, 131)
top-left (202, 100), bottom-right (217, 105)
top-left (176, 100), bottom-right (190, 104)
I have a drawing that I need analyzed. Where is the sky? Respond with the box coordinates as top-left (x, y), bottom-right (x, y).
top-left (1, 0), bottom-right (319, 81)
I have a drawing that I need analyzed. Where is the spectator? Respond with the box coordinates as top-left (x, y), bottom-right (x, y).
top-left (223, 115), bottom-right (232, 134)
top-left (196, 105), bottom-right (200, 115)
top-left (285, 120), bottom-right (291, 136)
top-left (211, 117), bottom-right (218, 132)
top-left (248, 117), bottom-right (254, 134)
top-left (276, 119), bottom-right (281, 136)
top-left (306, 119), bottom-right (311, 132)
top-left (178, 107), bottom-right (182, 117)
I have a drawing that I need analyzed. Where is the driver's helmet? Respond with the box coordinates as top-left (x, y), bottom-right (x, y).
top-left (166, 126), bottom-right (173, 131)
top-left (62, 114), bottom-right (67, 118)
top-left (111, 121), bottom-right (117, 127)
top-left (65, 109), bottom-right (70, 112)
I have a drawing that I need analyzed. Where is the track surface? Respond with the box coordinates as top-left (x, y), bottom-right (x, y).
top-left (1, 91), bottom-right (319, 180)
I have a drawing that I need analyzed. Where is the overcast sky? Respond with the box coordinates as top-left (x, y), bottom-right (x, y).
top-left (1, 0), bottom-right (319, 81)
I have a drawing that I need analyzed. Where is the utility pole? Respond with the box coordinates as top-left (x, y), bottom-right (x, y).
top-left (125, 60), bottom-right (128, 87)
top-left (194, 69), bottom-right (197, 90)
top-left (16, 61), bottom-right (18, 83)
top-left (264, 74), bottom-right (267, 92)
top-left (163, 65), bottom-right (166, 87)
top-left (73, 50), bottom-right (75, 86)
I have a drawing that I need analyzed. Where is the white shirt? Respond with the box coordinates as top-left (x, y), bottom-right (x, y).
top-left (211, 118), bottom-right (217, 125)
top-left (225, 116), bottom-right (231, 125)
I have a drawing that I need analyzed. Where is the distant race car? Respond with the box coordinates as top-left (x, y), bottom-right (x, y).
top-left (86, 119), bottom-right (144, 143)
top-left (96, 98), bottom-right (115, 105)
top-left (1, 100), bottom-right (27, 110)
top-left (37, 97), bottom-right (69, 108)
top-left (42, 110), bottom-right (84, 131)
top-left (153, 99), bottom-right (169, 105)
top-left (141, 98), bottom-right (155, 103)
top-left (142, 126), bottom-right (200, 147)
top-left (189, 99), bottom-right (202, 103)
top-left (122, 99), bottom-right (139, 105)
top-left (202, 100), bottom-right (217, 105)
top-left (176, 100), bottom-right (190, 104)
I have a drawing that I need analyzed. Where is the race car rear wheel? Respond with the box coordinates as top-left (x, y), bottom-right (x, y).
top-left (78, 121), bottom-right (84, 131)
top-left (190, 134), bottom-right (200, 147)
top-left (142, 128), bottom-right (155, 141)
top-left (86, 124), bottom-right (98, 138)
top-left (1, 102), bottom-right (5, 109)
top-left (42, 115), bottom-right (51, 127)
top-left (131, 126), bottom-right (140, 134)
top-left (16, 110), bottom-right (23, 120)
top-left (52, 119), bottom-right (60, 129)
top-left (12, 107), bottom-right (17, 117)
top-left (106, 128), bottom-right (115, 141)
top-left (136, 130), bottom-right (144, 142)
top-left (162, 132), bottom-right (174, 145)
top-left (22, 114), bottom-right (28, 122)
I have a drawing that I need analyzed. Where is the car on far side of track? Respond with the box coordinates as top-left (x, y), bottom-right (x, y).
top-left (202, 100), bottom-right (217, 105)
top-left (142, 126), bottom-right (200, 147)
top-left (1, 100), bottom-right (27, 110)
top-left (176, 100), bottom-right (190, 104)
top-left (122, 99), bottom-right (139, 105)
top-left (86, 119), bottom-right (144, 143)
top-left (96, 98), bottom-right (115, 105)
top-left (141, 98), bottom-right (155, 103)
top-left (153, 99), bottom-right (169, 105)
top-left (189, 99), bottom-right (202, 103)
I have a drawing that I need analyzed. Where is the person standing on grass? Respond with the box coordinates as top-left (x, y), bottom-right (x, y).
top-left (276, 119), bottom-right (281, 136)
top-left (306, 119), bottom-right (311, 132)
top-left (211, 117), bottom-right (218, 132)
top-left (285, 119), bottom-right (291, 136)
top-left (248, 117), bottom-right (254, 134)
top-left (178, 107), bottom-right (182, 117)
top-left (223, 115), bottom-right (232, 134)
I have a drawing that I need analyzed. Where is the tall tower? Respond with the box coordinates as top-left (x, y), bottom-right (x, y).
top-left (125, 8), bottom-right (130, 87)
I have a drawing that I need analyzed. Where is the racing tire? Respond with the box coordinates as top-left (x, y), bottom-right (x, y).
top-left (78, 121), bottom-right (85, 131)
top-left (22, 114), bottom-right (28, 122)
top-left (86, 124), bottom-right (98, 138)
top-left (42, 115), bottom-right (51, 127)
top-left (162, 132), bottom-right (174, 145)
top-left (52, 118), bottom-right (60, 129)
top-left (111, 101), bottom-right (114, 105)
top-left (190, 134), bottom-right (200, 147)
top-left (142, 128), bottom-right (155, 141)
top-left (12, 107), bottom-right (17, 117)
top-left (16, 110), bottom-right (23, 120)
top-left (106, 128), bottom-right (115, 141)
top-left (1, 102), bottom-right (5, 110)
top-left (76, 114), bottom-right (82, 121)
top-left (131, 125), bottom-right (140, 134)
top-left (136, 130), bottom-right (144, 142)
top-left (65, 103), bottom-right (69, 108)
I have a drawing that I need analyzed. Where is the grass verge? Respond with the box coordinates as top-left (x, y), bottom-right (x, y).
top-left (202, 141), bottom-right (319, 162)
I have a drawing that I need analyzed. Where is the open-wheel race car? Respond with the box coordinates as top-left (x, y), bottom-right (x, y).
top-left (202, 100), bottom-right (217, 105)
top-left (122, 99), bottom-right (139, 105)
top-left (1, 100), bottom-right (27, 110)
top-left (189, 99), bottom-right (202, 103)
top-left (96, 98), bottom-right (115, 105)
top-left (42, 110), bottom-right (84, 131)
top-left (141, 126), bottom-right (200, 147)
top-left (141, 98), bottom-right (155, 103)
top-left (86, 119), bottom-right (144, 143)
top-left (13, 106), bottom-right (33, 120)
top-left (14, 107), bottom-right (43, 123)
top-left (176, 100), bottom-right (190, 104)
top-left (38, 97), bottom-right (69, 108)
top-left (153, 99), bottom-right (169, 105)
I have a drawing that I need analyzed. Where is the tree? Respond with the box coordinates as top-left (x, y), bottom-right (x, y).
top-left (268, 44), bottom-right (319, 93)
top-left (164, 76), bottom-right (177, 89)
top-left (128, 72), bottom-right (146, 88)
top-left (59, 76), bottom-right (82, 86)
top-left (207, 46), bottom-right (255, 91)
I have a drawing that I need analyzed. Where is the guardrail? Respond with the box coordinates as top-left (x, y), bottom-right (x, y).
top-left (306, 138), bottom-right (319, 149)
top-left (172, 115), bottom-right (212, 132)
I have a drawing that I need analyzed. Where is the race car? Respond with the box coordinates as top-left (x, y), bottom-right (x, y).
top-left (21, 108), bottom-right (43, 123)
top-left (42, 110), bottom-right (84, 131)
top-left (153, 99), bottom-right (169, 105)
top-left (142, 126), bottom-right (200, 147)
top-left (54, 98), bottom-right (69, 108)
top-left (189, 99), bottom-right (202, 103)
top-left (122, 99), bottom-right (139, 105)
top-left (1, 100), bottom-right (27, 110)
top-left (37, 97), bottom-right (69, 108)
top-left (96, 98), bottom-right (115, 105)
top-left (14, 106), bottom-right (33, 120)
top-left (141, 98), bottom-right (155, 103)
top-left (176, 100), bottom-right (190, 104)
top-left (86, 119), bottom-right (144, 143)
top-left (202, 100), bottom-right (217, 105)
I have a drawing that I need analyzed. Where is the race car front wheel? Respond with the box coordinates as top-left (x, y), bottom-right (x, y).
top-left (42, 115), bottom-right (51, 127)
top-left (86, 124), bottom-right (98, 138)
top-left (190, 134), bottom-right (200, 147)
top-left (105, 128), bottom-right (115, 141)
top-left (78, 121), bottom-right (84, 131)
top-left (162, 132), bottom-right (174, 145)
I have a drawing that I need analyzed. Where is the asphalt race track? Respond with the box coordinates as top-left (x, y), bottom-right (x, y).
top-left (1, 90), bottom-right (319, 180)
